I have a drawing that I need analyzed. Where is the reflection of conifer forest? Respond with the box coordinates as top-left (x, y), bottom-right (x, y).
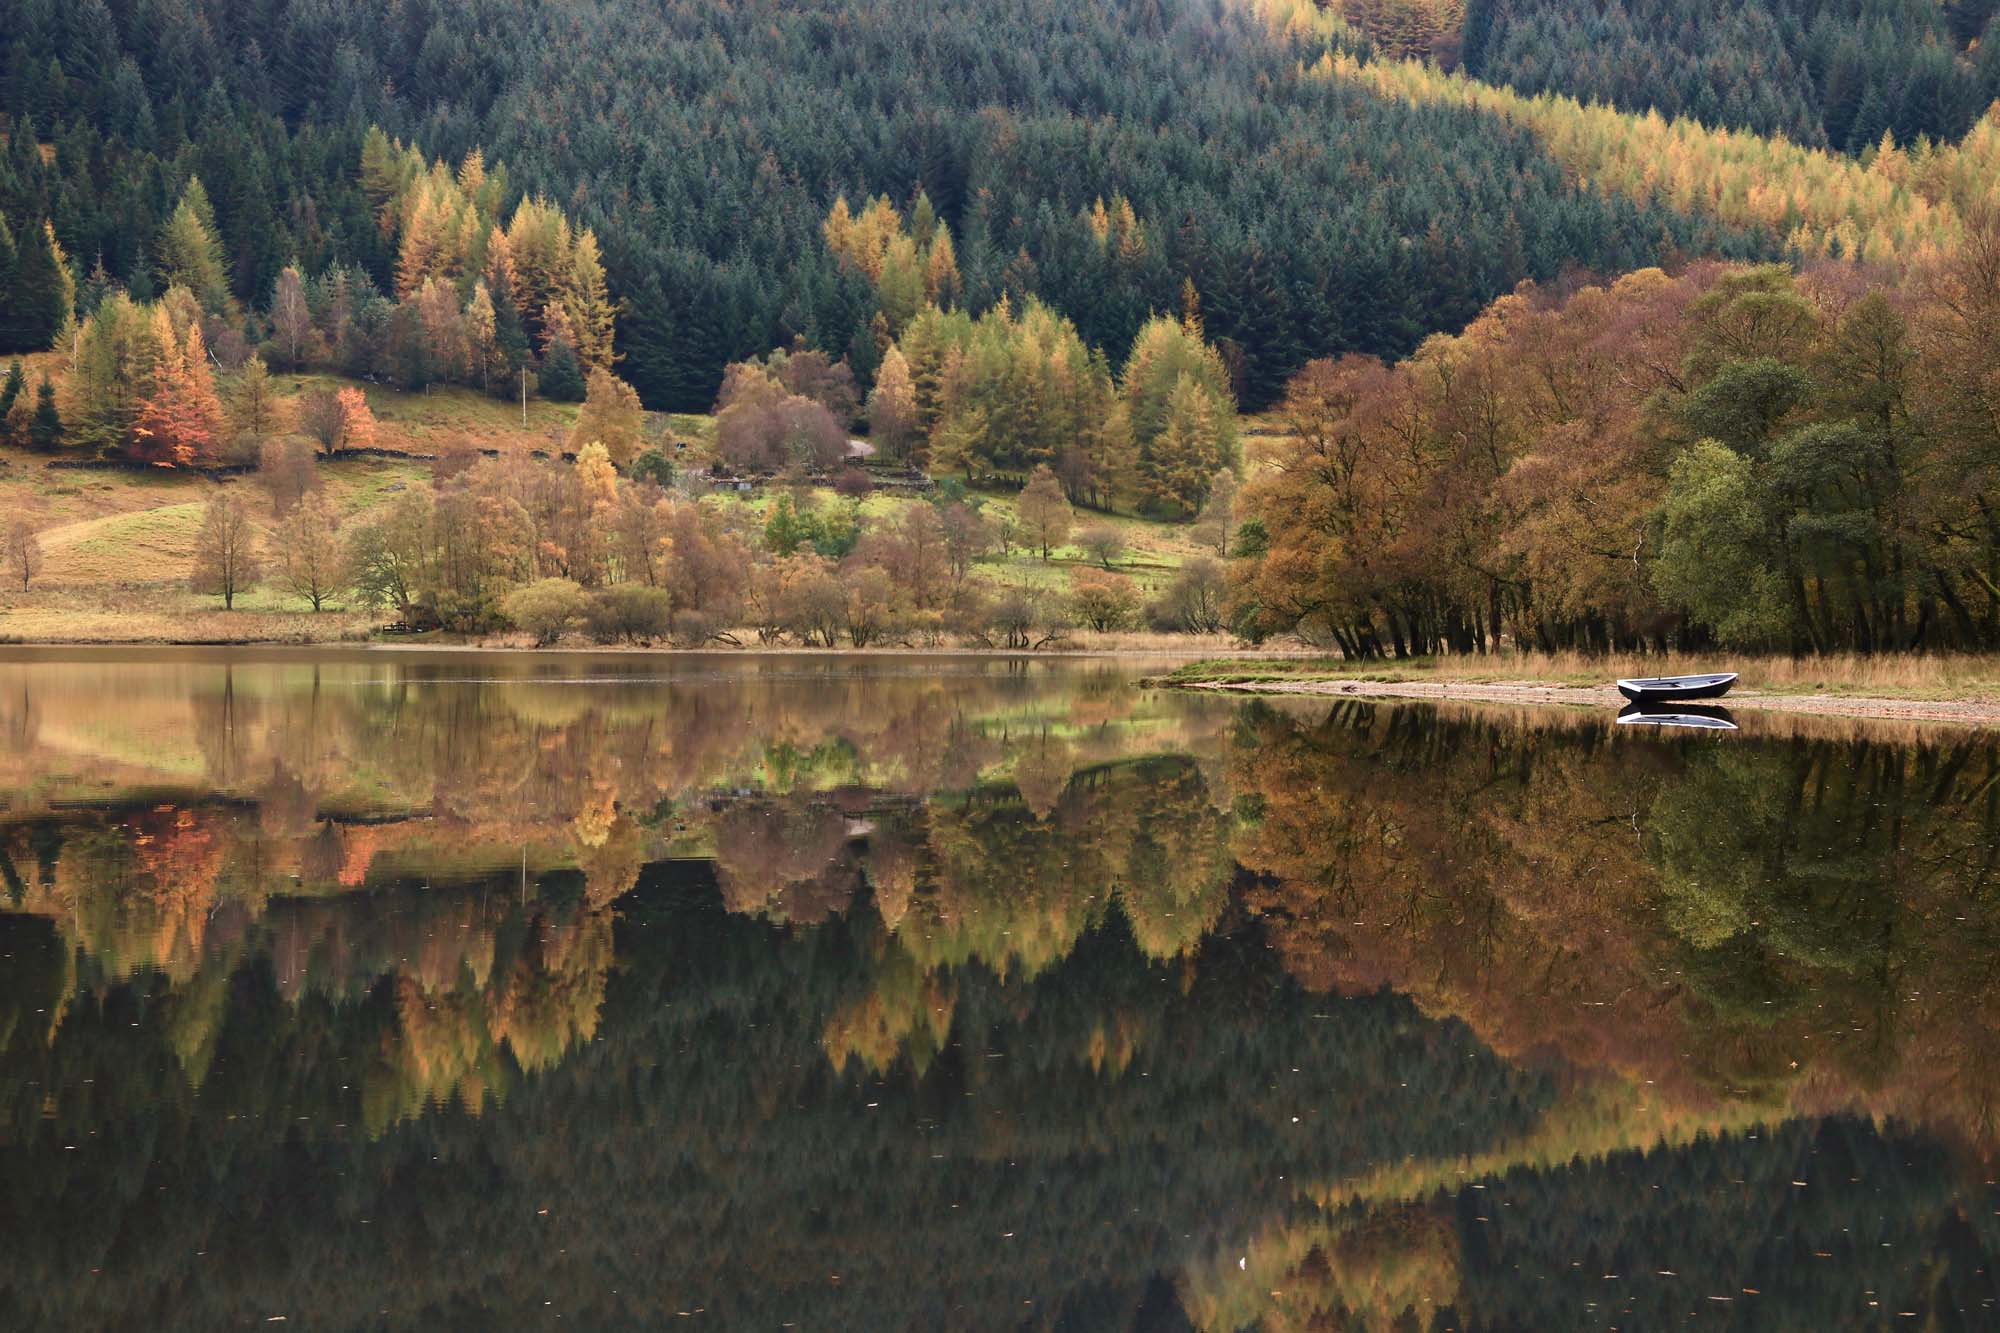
top-left (2, 656), bottom-right (1999, 1325)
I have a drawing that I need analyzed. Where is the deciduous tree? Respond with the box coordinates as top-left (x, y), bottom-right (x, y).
top-left (1016, 465), bottom-right (1073, 560)
top-left (4, 520), bottom-right (41, 592)
top-left (277, 492), bottom-right (344, 611)
top-left (191, 491), bottom-right (262, 609)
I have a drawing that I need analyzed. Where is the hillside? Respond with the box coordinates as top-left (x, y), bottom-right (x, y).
top-left (1457, 0), bottom-right (2000, 151)
top-left (2, 0), bottom-right (1770, 412)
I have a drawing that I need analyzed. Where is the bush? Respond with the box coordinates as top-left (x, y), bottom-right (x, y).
top-left (669, 608), bottom-right (726, 647)
top-left (631, 448), bottom-right (675, 487)
top-left (1147, 556), bottom-right (1228, 633)
top-left (1067, 569), bottom-right (1139, 631)
top-left (832, 465), bottom-right (874, 497)
top-left (584, 584), bottom-right (675, 644)
top-left (501, 577), bottom-right (590, 645)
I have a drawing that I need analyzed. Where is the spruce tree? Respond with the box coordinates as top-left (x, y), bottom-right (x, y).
top-left (8, 219), bottom-right (71, 352)
top-left (29, 376), bottom-right (62, 451)
top-left (0, 361), bottom-right (23, 421)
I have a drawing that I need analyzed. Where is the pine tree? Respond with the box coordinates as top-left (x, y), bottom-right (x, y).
top-left (539, 335), bottom-right (587, 402)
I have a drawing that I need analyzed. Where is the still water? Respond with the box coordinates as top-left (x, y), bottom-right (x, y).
top-left (0, 650), bottom-right (1996, 1329)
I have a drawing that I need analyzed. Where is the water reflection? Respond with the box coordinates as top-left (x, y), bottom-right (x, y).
top-left (0, 652), bottom-right (1996, 1327)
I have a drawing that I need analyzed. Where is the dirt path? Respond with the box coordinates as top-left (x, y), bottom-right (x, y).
top-left (1175, 677), bottom-right (2000, 726)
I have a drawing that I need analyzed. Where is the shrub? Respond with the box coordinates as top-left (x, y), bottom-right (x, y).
top-left (1068, 569), bottom-right (1140, 631)
top-left (501, 577), bottom-right (590, 645)
top-left (669, 608), bottom-right (725, 647)
top-left (630, 448), bottom-right (675, 487)
top-left (584, 584), bottom-right (675, 644)
top-left (1148, 556), bottom-right (1227, 633)
top-left (832, 465), bottom-right (874, 497)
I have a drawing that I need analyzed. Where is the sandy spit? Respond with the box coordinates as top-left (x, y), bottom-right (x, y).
top-left (1172, 677), bottom-right (2000, 726)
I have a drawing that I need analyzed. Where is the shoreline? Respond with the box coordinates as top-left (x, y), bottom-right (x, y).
top-left (1157, 676), bottom-right (2000, 726)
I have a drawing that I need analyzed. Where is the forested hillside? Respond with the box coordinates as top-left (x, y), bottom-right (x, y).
top-left (1, 0), bottom-right (1763, 411)
top-left (1460, 0), bottom-right (2000, 151)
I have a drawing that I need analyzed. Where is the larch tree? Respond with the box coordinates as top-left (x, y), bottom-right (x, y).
top-left (1139, 374), bottom-right (1225, 518)
top-left (867, 344), bottom-right (919, 461)
top-left (230, 355), bottom-right (281, 439)
top-left (1016, 464), bottom-right (1074, 560)
top-left (334, 387), bottom-right (379, 452)
top-left (567, 367), bottom-right (645, 467)
top-left (565, 229), bottom-right (617, 369)
top-left (156, 179), bottom-right (230, 313)
top-left (191, 491), bottom-right (262, 609)
top-left (131, 312), bottom-right (224, 466)
top-left (464, 281), bottom-right (501, 392)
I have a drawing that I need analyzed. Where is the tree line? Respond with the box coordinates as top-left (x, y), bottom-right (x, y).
top-left (1231, 222), bottom-right (2000, 654)
top-left (180, 438), bottom-right (1233, 645)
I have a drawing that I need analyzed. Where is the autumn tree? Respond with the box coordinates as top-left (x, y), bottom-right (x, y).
top-left (191, 491), bottom-right (262, 609)
top-left (868, 343), bottom-right (920, 461)
top-left (1075, 523), bottom-right (1127, 569)
top-left (714, 362), bottom-right (847, 475)
top-left (156, 179), bottom-right (230, 313)
top-left (1016, 465), bottom-right (1073, 560)
top-left (229, 356), bottom-right (282, 440)
top-left (277, 493), bottom-right (345, 611)
top-left (1068, 568), bottom-right (1140, 631)
top-left (1153, 557), bottom-right (1227, 633)
top-left (1194, 467), bottom-right (1239, 555)
top-left (131, 312), bottom-right (225, 466)
top-left (299, 386), bottom-right (379, 456)
top-left (4, 520), bottom-right (41, 592)
top-left (568, 368), bottom-right (646, 467)
top-left (269, 266), bottom-right (312, 368)
top-left (256, 437), bottom-right (320, 515)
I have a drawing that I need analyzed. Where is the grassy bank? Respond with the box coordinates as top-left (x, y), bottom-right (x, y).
top-left (1148, 651), bottom-right (2000, 702)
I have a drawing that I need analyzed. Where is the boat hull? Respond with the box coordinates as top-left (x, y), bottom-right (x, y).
top-left (1614, 672), bottom-right (1737, 704)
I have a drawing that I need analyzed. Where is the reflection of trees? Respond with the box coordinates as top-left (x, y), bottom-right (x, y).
top-left (1231, 700), bottom-right (2000, 1157)
top-left (0, 871), bottom-right (1547, 1328)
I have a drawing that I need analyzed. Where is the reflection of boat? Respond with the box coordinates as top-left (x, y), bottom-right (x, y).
top-left (1614, 671), bottom-right (1738, 704)
top-left (1616, 703), bottom-right (1739, 731)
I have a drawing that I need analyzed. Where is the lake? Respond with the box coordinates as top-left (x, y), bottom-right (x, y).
top-left (1, 650), bottom-right (1996, 1328)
